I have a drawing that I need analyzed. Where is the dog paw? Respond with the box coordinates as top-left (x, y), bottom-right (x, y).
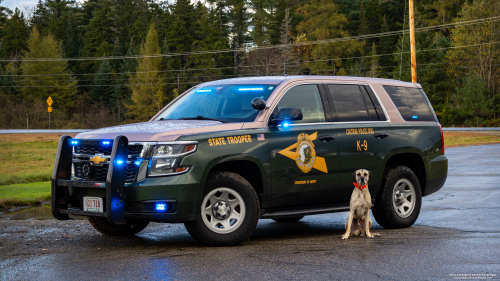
top-left (341, 235), bottom-right (349, 240)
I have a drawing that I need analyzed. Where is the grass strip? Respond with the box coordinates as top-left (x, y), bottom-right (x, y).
top-left (444, 132), bottom-right (500, 147)
top-left (0, 182), bottom-right (51, 208)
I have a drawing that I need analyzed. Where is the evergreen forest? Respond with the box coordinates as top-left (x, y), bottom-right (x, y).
top-left (0, 0), bottom-right (499, 128)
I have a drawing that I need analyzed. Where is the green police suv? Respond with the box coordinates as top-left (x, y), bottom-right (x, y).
top-left (52, 76), bottom-right (448, 246)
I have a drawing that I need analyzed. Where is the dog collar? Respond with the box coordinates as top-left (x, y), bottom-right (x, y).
top-left (353, 182), bottom-right (367, 190)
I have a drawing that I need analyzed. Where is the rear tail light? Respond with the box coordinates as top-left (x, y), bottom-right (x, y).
top-left (438, 123), bottom-right (445, 154)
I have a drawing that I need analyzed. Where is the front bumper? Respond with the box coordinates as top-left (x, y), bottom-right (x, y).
top-left (52, 136), bottom-right (205, 224)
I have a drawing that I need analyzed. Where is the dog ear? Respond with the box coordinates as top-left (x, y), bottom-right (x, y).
top-left (352, 172), bottom-right (357, 181)
top-left (367, 170), bottom-right (371, 179)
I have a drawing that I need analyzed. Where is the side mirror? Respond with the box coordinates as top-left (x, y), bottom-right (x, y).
top-left (270, 108), bottom-right (303, 126)
top-left (251, 98), bottom-right (267, 111)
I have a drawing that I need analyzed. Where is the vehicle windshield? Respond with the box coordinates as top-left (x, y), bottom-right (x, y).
top-left (155, 84), bottom-right (277, 123)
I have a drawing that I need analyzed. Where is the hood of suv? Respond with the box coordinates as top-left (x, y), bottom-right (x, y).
top-left (75, 120), bottom-right (244, 142)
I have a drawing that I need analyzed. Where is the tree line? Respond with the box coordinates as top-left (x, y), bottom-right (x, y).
top-left (0, 0), bottom-right (499, 128)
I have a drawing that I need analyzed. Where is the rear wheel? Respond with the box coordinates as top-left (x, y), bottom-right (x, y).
top-left (372, 166), bottom-right (422, 229)
top-left (88, 217), bottom-right (149, 236)
top-left (184, 172), bottom-right (260, 246)
top-left (272, 216), bottom-right (304, 223)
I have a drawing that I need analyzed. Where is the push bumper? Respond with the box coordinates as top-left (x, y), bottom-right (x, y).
top-left (52, 135), bottom-right (204, 223)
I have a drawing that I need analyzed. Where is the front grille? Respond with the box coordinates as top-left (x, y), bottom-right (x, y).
top-left (74, 163), bottom-right (140, 183)
top-left (75, 145), bottom-right (112, 155)
top-left (72, 144), bottom-right (144, 183)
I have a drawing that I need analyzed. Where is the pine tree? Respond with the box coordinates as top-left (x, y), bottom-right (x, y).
top-left (20, 28), bottom-right (77, 110)
top-left (91, 60), bottom-right (114, 107)
top-left (31, 0), bottom-right (50, 35)
top-left (113, 41), bottom-right (137, 120)
top-left (0, 0), bottom-right (11, 37)
top-left (296, 0), bottom-right (364, 75)
top-left (46, 0), bottom-right (76, 41)
top-left (268, 0), bottom-right (287, 45)
top-left (251, 0), bottom-right (268, 46)
top-left (81, 1), bottom-right (115, 73)
top-left (63, 16), bottom-right (82, 73)
top-left (3, 8), bottom-right (29, 57)
top-left (368, 42), bottom-right (379, 77)
top-left (376, 15), bottom-right (393, 76)
top-left (127, 21), bottom-right (165, 122)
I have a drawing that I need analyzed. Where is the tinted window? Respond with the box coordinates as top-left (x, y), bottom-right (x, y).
top-left (327, 84), bottom-right (370, 122)
top-left (360, 86), bottom-right (379, 121)
top-left (157, 84), bottom-right (276, 122)
top-left (383, 86), bottom-right (436, 122)
top-left (363, 86), bottom-right (387, 121)
top-left (274, 85), bottom-right (325, 124)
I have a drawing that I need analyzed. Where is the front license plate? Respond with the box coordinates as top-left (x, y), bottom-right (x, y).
top-left (83, 197), bottom-right (103, 212)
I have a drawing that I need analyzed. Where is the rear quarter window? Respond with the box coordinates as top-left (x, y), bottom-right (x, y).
top-left (383, 86), bottom-right (436, 122)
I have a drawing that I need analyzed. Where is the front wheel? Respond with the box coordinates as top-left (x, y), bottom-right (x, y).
top-left (88, 217), bottom-right (149, 236)
top-left (372, 166), bottom-right (422, 229)
top-left (184, 172), bottom-right (260, 246)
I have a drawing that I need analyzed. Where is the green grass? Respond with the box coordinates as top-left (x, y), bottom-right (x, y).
top-left (0, 182), bottom-right (51, 207)
top-left (0, 140), bottom-right (58, 186)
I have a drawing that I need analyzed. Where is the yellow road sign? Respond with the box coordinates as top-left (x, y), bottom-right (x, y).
top-left (48, 107), bottom-right (52, 113)
top-left (47, 96), bottom-right (53, 106)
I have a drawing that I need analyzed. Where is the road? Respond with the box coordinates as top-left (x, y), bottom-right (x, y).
top-left (1, 144), bottom-right (499, 280)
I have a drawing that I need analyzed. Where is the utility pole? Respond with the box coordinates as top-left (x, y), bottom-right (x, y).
top-left (409, 0), bottom-right (417, 83)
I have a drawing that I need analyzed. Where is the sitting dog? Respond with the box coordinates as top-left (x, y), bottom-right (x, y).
top-left (341, 169), bottom-right (380, 240)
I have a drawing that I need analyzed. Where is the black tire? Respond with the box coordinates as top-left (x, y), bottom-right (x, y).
top-left (272, 216), bottom-right (304, 223)
top-left (184, 171), bottom-right (260, 246)
top-left (88, 216), bottom-right (149, 236)
top-left (372, 166), bottom-right (422, 229)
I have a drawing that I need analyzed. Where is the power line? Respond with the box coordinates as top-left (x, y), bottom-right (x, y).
top-left (2, 40), bottom-right (499, 78)
top-left (3, 63), bottom-right (500, 88)
top-left (12, 57), bottom-right (500, 83)
top-left (2, 16), bottom-right (499, 63)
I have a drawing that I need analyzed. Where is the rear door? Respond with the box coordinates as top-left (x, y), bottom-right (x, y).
top-left (324, 84), bottom-right (392, 203)
top-left (268, 84), bottom-right (340, 207)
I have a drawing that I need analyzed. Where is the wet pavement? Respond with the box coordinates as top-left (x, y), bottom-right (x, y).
top-left (1, 144), bottom-right (499, 280)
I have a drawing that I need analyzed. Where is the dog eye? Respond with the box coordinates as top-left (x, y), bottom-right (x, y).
top-left (357, 173), bottom-right (360, 176)
top-left (364, 173), bottom-right (367, 176)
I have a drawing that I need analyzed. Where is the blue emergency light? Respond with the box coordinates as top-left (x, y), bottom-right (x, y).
top-left (156, 203), bottom-right (167, 211)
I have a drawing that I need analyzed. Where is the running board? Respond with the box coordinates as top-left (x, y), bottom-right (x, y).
top-left (260, 205), bottom-right (350, 219)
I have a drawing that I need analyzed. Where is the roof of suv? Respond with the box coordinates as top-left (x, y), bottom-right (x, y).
top-left (199, 75), bottom-right (419, 87)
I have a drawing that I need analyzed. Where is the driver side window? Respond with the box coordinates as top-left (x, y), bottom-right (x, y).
top-left (274, 84), bottom-right (326, 124)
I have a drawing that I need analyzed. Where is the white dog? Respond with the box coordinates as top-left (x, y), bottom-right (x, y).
top-left (341, 169), bottom-right (380, 240)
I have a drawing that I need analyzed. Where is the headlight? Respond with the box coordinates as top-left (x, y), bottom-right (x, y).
top-left (148, 142), bottom-right (197, 176)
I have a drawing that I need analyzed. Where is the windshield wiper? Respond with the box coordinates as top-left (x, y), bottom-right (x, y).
top-left (178, 116), bottom-right (229, 123)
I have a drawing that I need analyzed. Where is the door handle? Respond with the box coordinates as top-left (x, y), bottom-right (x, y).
top-left (374, 133), bottom-right (389, 139)
top-left (319, 135), bottom-right (335, 142)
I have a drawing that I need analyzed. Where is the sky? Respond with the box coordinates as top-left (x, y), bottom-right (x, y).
top-left (2, 0), bottom-right (39, 11)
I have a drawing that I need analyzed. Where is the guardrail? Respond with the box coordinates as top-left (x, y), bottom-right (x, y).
top-left (0, 129), bottom-right (90, 134)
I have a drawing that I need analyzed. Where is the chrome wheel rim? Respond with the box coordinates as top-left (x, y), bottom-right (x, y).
top-left (392, 178), bottom-right (416, 218)
top-left (201, 188), bottom-right (246, 234)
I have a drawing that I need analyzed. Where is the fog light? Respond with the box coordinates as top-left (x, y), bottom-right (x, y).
top-left (102, 141), bottom-right (110, 145)
top-left (156, 203), bottom-right (167, 211)
top-left (71, 140), bottom-right (78, 145)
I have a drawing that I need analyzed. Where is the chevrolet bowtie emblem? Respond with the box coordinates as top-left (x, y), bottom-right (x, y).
top-left (90, 154), bottom-right (107, 165)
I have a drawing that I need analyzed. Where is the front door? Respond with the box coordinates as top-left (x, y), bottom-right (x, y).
top-left (324, 84), bottom-right (392, 203)
top-left (268, 84), bottom-right (339, 207)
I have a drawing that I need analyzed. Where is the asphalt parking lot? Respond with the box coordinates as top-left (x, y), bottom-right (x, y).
top-left (1, 144), bottom-right (499, 280)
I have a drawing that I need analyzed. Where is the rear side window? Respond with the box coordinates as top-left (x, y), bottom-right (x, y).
top-left (383, 86), bottom-right (436, 122)
top-left (274, 84), bottom-right (326, 124)
top-left (363, 86), bottom-right (387, 121)
top-left (327, 84), bottom-right (382, 122)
